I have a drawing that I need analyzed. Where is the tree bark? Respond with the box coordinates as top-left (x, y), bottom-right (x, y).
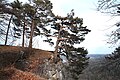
top-left (54, 26), bottom-right (63, 62)
top-left (5, 15), bottom-right (13, 45)
top-left (28, 19), bottom-right (35, 48)
top-left (22, 19), bottom-right (25, 47)
top-left (54, 28), bottom-right (61, 55)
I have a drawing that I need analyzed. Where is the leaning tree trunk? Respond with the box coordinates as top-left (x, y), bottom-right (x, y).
top-left (54, 26), bottom-right (62, 55)
top-left (28, 19), bottom-right (35, 48)
top-left (5, 15), bottom-right (13, 45)
top-left (53, 26), bottom-right (63, 63)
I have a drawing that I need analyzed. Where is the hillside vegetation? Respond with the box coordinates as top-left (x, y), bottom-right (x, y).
top-left (0, 45), bottom-right (52, 80)
top-left (1, 46), bottom-right (120, 80)
top-left (79, 54), bottom-right (120, 80)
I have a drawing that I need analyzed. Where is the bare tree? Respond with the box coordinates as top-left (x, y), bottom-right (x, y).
top-left (97, 0), bottom-right (120, 15)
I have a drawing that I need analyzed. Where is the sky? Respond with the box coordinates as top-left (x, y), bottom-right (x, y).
top-left (8, 0), bottom-right (120, 54)
top-left (49, 0), bottom-right (120, 54)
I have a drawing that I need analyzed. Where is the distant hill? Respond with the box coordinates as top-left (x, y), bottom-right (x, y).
top-left (87, 54), bottom-right (106, 59)
top-left (79, 54), bottom-right (120, 80)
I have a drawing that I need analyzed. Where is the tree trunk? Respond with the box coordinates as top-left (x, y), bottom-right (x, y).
top-left (54, 26), bottom-right (63, 63)
top-left (28, 19), bottom-right (35, 48)
top-left (5, 15), bottom-right (13, 45)
top-left (22, 19), bottom-right (25, 47)
top-left (54, 29), bottom-right (61, 55)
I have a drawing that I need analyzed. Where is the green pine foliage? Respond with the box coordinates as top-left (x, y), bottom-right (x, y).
top-left (0, 0), bottom-right (54, 47)
top-left (48, 10), bottom-right (91, 80)
top-left (0, 0), bottom-right (91, 79)
top-left (105, 46), bottom-right (120, 60)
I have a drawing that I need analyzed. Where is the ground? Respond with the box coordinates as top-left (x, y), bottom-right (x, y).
top-left (0, 45), bottom-right (52, 80)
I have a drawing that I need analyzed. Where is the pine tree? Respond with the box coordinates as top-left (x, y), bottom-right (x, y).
top-left (48, 10), bottom-right (91, 79)
top-left (0, 0), bottom-right (8, 42)
top-left (0, 0), bottom-right (54, 47)
top-left (0, 0), bottom-right (23, 45)
top-left (22, 0), bottom-right (54, 48)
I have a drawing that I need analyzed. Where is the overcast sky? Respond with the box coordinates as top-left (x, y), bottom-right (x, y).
top-left (8, 0), bottom-right (119, 54)
top-left (49, 0), bottom-right (119, 54)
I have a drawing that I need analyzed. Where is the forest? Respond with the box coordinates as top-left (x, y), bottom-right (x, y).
top-left (0, 0), bottom-right (120, 80)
